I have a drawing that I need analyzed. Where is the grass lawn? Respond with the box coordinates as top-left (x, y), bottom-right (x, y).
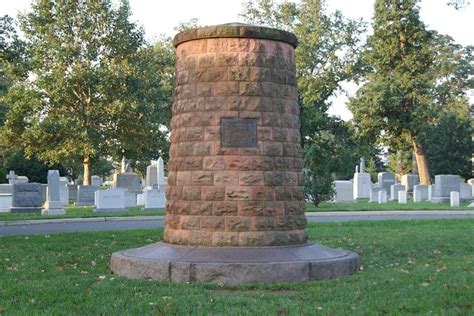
top-left (0, 206), bottom-right (164, 221)
top-left (309, 199), bottom-right (473, 212)
top-left (1, 220), bottom-right (473, 314)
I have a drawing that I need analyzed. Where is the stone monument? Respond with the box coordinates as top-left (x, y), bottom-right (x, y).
top-left (353, 158), bottom-right (371, 199)
top-left (431, 174), bottom-right (460, 203)
top-left (111, 23), bottom-right (360, 284)
top-left (333, 180), bottom-right (353, 203)
top-left (377, 172), bottom-right (395, 199)
top-left (10, 183), bottom-right (43, 213)
top-left (41, 170), bottom-right (65, 215)
top-left (146, 161), bottom-right (158, 188)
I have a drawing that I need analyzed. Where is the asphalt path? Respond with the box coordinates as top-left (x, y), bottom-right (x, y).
top-left (1, 213), bottom-right (473, 237)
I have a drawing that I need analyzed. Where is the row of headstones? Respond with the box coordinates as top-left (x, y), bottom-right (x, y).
top-left (335, 173), bottom-right (474, 206)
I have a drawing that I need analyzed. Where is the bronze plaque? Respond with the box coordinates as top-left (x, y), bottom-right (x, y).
top-left (221, 118), bottom-right (257, 148)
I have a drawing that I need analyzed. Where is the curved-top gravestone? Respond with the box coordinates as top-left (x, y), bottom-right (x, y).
top-left (111, 23), bottom-right (360, 284)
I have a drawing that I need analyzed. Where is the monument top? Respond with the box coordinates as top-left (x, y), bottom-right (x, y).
top-left (172, 23), bottom-right (299, 48)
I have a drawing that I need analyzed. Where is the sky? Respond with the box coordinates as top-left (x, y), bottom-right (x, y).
top-left (2, 0), bottom-right (473, 120)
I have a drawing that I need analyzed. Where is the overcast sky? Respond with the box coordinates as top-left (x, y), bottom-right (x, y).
top-left (2, 0), bottom-right (473, 120)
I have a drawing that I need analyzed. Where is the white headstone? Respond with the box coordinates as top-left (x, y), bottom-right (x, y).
top-left (450, 191), bottom-right (460, 207)
top-left (398, 191), bottom-right (407, 204)
top-left (59, 177), bottom-right (69, 206)
top-left (401, 174), bottom-right (419, 193)
top-left (390, 184), bottom-right (405, 201)
top-left (91, 175), bottom-right (102, 187)
top-left (378, 190), bottom-right (387, 204)
top-left (413, 190), bottom-right (422, 203)
top-left (354, 173), bottom-right (371, 199)
top-left (146, 163), bottom-right (158, 188)
top-left (370, 187), bottom-right (384, 203)
top-left (378, 172), bottom-right (396, 199)
top-left (157, 157), bottom-right (166, 186)
top-left (413, 184), bottom-right (429, 201)
top-left (136, 193), bottom-right (145, 206)
top-left (333, 181), bottom-right (353, 203)
top-left (42, 170), bottom-right (65, 215)
top-left (428, 185), bottom-right (432, 201)
top-left (95, 188), bottom-right (126, 212)
top-left (431, 175), bottom-right (460, 203)
top-left (459, 182), bottom-right (471, 200)
top-left (125, 191), bottom-right (137, 208)
top-left (144, 189), bottom-right (166, 209)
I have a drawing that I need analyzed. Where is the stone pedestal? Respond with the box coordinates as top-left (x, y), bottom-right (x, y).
top-left (110, 23), bottom-right (360, 284)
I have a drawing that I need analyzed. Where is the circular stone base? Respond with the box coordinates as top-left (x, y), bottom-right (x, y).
top-left (110, 242), bottom-right (360, 285)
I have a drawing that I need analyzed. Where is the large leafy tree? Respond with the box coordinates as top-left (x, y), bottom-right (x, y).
top-left (242, 0), bottom-right (378, 205)
top-left (350, 1), bottom-right (473, 183)
top-left (1, 1), bottom-right (170, 185)
top-left (349, 0), bottom-right (436, 184)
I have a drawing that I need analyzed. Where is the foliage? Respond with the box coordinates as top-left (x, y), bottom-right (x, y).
top-left (349, 0), bottom-right (473, 183)
top-left (420, 113), bottom-right (472, 178)
top-left (1, 220), bottom-right (474, 314)
top-left (1, 1), bottom-right (171, 184)
top-left (242, 0), bottom-right (378, 204)
top-left (2, 150), bottom-right (66, 183)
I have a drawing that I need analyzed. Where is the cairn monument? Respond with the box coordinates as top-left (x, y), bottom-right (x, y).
top-left (111, 23), bottom-right (360, 284)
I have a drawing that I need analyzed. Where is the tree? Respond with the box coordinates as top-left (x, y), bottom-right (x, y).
top-left (242, 0), bottom-right (376, 205)
top-left (420, 113), bottom-right (472, 178)
top-left (349, 0), bottom-right (436, 185)
top-left (1, 1), bottom-right (169, 185)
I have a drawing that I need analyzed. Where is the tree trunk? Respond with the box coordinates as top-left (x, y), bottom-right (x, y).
top-left (412, 139), bottom-right (431, 185)
top-left (83, 156), bottom-right (91, 186)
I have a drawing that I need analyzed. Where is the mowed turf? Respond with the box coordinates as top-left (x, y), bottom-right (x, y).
top-left (309, 199), bottom-right (473, 212)
top-left (1, 220), bottom-right (473, 314)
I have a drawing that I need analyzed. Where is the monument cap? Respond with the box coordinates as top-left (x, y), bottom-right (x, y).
top-left (172, 23), bottom-right (299, 48)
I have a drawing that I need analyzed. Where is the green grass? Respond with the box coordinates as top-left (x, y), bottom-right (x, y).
top-left (0, 206), bottom-right (164, 221)
top-left (309, 199), bottom-right (473, 212)
top-left (1, 220), bottom-right (473, 314)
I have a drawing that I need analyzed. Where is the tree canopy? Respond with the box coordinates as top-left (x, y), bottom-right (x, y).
top-left (0, 1), bottom-right (172, 185)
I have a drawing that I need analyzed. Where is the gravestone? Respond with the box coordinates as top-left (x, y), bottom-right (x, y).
top-left (10, 183), bottom-right (43, 213)
top-left (95, 188), bottom-right (126, 212)
top-left (428, 185), bottom-right (433, 201)
top-left (398, 191), bottom-right (407, 204)
top-left (450, 191), bottom-right (460, 207)
top-left (378, 172), bottom-right (396, 199)
top-left (144, 189), bottom-right (166, 210)
top-left (68, 184), bottom-right (78, 202)
top-left (76, 185), bottom-right (98, 206)
top-left (369, 187), bottom-right (385, 203)
top-left (390, 184), bottom-right (405, 201)
top-left (146, 163), bottom-right (158, 188)
top-left (6, 170), bottom-right (29, 184)
top-left (91, 175), bottom-right (102, 187)
top-left (413, 184), bottom-right (429, 201)
top-left (459, 182), bottom-right (471, 200)
top-left (59, 177), bottom-right (69, 206)
top-left (431, 175), bottom-right (460, 203)
top-left (401, 174), bottom-right (419, 193)
top-left (413, 189), bottom-right (422, 203)
top-left (42, 170), bottom-right (65, 215)
top-left (157, 157), bottom-right (166, 187)
top-left (333, 181), bottom-right (353, 203)
top-left (353, 173), bottom-right (371, 199)
top-left (0, 184), bottom-right (13, 212)
top-left (111, 23), bottom-right (360, 285)
top-left (124, 191), bottom-right (137, 208)
top-left (378, 190), bottom-right (387, 204)
top-left (114, 172), bottom-right (142, 193)
top-left (136, 193), bottom-right (145, 206)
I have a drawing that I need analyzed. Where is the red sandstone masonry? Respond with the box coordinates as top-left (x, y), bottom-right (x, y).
top-left (165, 34), bottom-right (305, 246)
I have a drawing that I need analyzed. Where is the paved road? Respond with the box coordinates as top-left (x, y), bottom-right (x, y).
top-left (1, 213), bottom-right (473, 237)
